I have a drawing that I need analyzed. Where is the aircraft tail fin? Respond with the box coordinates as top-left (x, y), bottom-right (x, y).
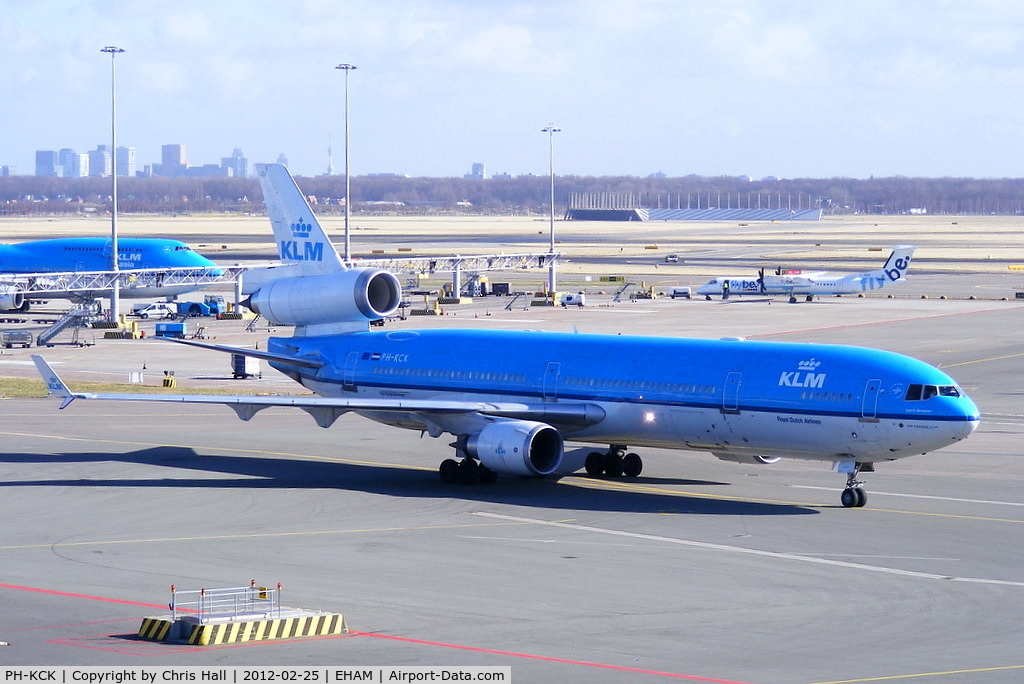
top-left (256, 163), bottom-right (344, 275)
top-left (879, 245), bottom-right (916, 283)
top-left (32, 355), bottom-right (87, 409)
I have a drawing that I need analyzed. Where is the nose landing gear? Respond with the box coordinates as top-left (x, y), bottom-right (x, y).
top-left (840, 462), bottom-right (869, 508)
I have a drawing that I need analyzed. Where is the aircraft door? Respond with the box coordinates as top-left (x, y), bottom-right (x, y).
top-left (861, 378), bottom-right (881, 421)
top-left (543, 361), bottom-right (561, 401)
top-left (342, 350), bottom-right (359, 392)
top-left (723, 371), bottom-right (741, 411)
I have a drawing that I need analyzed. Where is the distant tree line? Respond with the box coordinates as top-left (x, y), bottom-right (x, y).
top-left (3, 173), bottom-right (1024, 216)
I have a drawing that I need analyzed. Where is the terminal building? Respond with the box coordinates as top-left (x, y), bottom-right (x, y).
top-left (565, 192), bottom-right (822, 221)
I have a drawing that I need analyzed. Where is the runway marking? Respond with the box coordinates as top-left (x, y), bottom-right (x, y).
top-left (788, 484), bottom-right (1024, 508)
top-left (749, 304), bottom-right (1024, 347)
top-left (942, 351), bottom-right (1024, 368)
top-left (565, 474), bottom-right (816, 507)
top-left (0, 583), bottom-right (166, 610)
top-left (806, 663), bottom-right (1024, 683)
top-left (350, 630), bottom-right (754, 683)
top-left (473, 512), bottom-right (1024, 587)
top-left (0, 429), bottom-right (433, 472)
top-left (567, 476), bottom-right (1024, 524)
top-left (0, 583), bottom-right (751, 681)
top-left (0, 520), bottom-right (533, 552)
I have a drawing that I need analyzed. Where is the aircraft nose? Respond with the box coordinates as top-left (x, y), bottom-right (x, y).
top-left (955, 394), bottom-right (981, 438)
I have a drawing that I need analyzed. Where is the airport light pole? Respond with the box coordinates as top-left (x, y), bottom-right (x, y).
top-left (542, 124), bottom-right (561, 294)
top-left (102, 45), bottom-right (124, 321)
top-left (335, 63), bottom-right (356, 263)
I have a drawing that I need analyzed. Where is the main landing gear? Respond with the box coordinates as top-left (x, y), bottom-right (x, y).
top-left (840, 462), bottom-right (869, 508)
top-left (438, 457), bottom-right (497, 485)
top-left (584, 446), bottom-right (643, 479)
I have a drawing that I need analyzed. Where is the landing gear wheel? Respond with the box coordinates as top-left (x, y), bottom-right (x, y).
top-left (805, 295), bottom-right (814, 302)
top-left (841, 462), bottom-right (869, 507)
top-left (841, 487), bottom-right (866, 508)
top-left (458, 458), bottom-right (480, 485)
top-left (622, 452), bottom-right (643, 478)
top-left (439, 458), bottom-right (459, 484)
top-left (478, 464), bottom-right (498, 484)
top-left (603, 451), bottom-right (624, 478)
top-left (585, 452), bottom-right (605, 477)
top-left (788, 295), bottom-right (798, 304)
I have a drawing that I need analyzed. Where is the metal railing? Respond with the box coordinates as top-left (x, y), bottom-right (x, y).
top-left (170, 580), bottom-right (282, 622)
top-left (0, 266), bottom-right (247, 297)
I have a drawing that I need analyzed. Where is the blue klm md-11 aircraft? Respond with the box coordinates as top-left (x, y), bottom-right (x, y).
top-left (33, 164), bottom-right (979, 508)
top-left (0, 237), bottom-right (221, 311)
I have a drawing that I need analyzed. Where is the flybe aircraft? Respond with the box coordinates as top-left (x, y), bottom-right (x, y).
top-left (0, 237), bottom-right (221, 311)
top-left (32, 165), bottom-right (979, 508)
top-left (696, 246), bottom-right (915, 302)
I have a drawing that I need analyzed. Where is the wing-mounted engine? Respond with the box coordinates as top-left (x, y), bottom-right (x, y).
top-left (246, 267), bottom-right (402, 334)
top-left (464, 420), bottom-right (564, 477)
top-left (713, 452), bottom-right (781, 465)
top-left (0, 284), bottom-right (26, 312)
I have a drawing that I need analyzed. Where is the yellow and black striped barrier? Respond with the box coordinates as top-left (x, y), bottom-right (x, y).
top-left (137, 613), bottom-right (347, 645)
top-left (138, 617), bottom-right (174, 641)
top-left (187, 613), bottom-right (348, 646)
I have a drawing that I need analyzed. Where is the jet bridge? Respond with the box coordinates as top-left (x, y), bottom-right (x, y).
top-left (351, 252), bottom-right (560, 297)
top-left (0, 265), bottom-right (247, 300)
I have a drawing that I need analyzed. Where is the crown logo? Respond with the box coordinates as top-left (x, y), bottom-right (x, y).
top-left (290, 218), bottom-right (312, 238)
top-left (798, 358), bottom-right (821, 371)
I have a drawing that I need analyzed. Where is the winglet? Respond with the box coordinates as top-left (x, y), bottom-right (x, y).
top-left (31, 354), bottom-right (77, 409)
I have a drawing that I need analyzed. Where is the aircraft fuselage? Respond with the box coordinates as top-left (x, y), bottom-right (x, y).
top-left (269, 328), bottom-right (979, 465)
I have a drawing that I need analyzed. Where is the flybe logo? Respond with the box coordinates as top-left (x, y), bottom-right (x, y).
top-left (290, 218), bottom-right (313, 238)
top-left (279, 240), bottom-right (324, 262)
top-left (779, 358), bottom-right (826, 388)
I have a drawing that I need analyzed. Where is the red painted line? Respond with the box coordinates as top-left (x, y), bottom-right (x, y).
top-left (350, 631), bottom-right (754, 683)
top-left (0, 582), bottom-right (167, 609)
top-left (1, 583), bottom-right (750, 681)
top-left (750, 304), bottom-right (1024, 339)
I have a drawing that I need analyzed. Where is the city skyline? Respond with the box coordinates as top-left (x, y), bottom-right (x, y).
top-left (5, 2), bottom-right (1024, 180)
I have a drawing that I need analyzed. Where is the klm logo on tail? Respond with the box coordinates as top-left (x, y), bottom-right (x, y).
top-left (280, 239), bottom-right (325, 262)
top-left (280, 217), bottom-right (324, 261)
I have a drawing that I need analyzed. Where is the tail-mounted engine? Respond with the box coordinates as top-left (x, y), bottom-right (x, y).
top-left (0, 284), bottom-right (26, 312)
top-left (464, 420), bottom-right (564, 477)
top-left (246, 268), bottom-right (402, 330)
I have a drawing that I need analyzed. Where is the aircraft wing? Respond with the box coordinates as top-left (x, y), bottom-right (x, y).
top-left (32, 355), bottom-right (604, 431)
top-left (159, 337), bottom-right (327, 369)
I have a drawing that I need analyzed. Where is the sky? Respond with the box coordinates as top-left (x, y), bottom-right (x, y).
top-left (4, 0), bottom-right (1024, 180)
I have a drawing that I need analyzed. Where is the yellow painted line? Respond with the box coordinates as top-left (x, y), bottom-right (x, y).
top-left (941, 351), bottom-right (1024, 368)
top-left (3, 429), bottom-right (1017, 525)
top-left (561, 476), bottom-right (1024, 524)
top-left (0, 518), bottom-right (534, 552)
top-left (0, 429), bottom-right (435, 472)
top-left (807, 663), bottom-right (1024, 683)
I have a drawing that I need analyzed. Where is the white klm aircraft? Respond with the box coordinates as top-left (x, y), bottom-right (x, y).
top-left (33, 165), bottom-right (978, 508)
top-left (697, 246), bottom-right (915, 302)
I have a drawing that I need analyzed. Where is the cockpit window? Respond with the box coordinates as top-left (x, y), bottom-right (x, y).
top-left (905, 383), bottom-right (960, 401)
